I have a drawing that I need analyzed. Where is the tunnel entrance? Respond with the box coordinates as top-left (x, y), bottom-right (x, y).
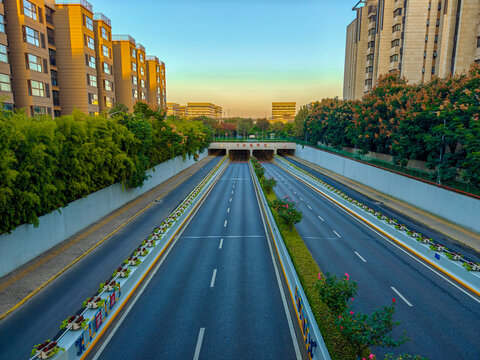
top-left (277, 149), bottom-right (295, 156)
top-left (252, 150), bottom-right (274, 161)
top-left (229, 150), bottom-right (250, 162)
top-left (208, 148), bottom-right (226, 156)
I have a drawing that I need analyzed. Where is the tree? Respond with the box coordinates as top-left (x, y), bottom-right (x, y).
top-left (294, 105), bottom-right (309, 138)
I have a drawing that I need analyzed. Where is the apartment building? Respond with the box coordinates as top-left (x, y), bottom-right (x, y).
top-left (187, 102), bottom-right (221, 118)
top-left (4, 0), bottom-right (54, 116)
top-left (112, 34), bottom-right (138, 109)
top-left (146, 55), bottom-right (166, 109)
top-left (272, 102), bottom-right (296, 122)
top-left (135, 43), bottom-right (147, 103)
top-left (0, 1), bottom-right (14, 110)
top-left (93, 12), bottom-right (114, 112)
top-left (344, 0), bottom-right (480, 100)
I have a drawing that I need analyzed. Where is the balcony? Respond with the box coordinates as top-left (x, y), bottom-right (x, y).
top-left (366, 46), bottom-right (375, 55)
top-left (393, 14), bottom-right (402, 24)
top-left (368, 5), bottom-right (377, 15)
top-left (368, 33), bottom-right (376, 42)
top-left (55, 0), bottom-right (93, 12)
top-left (389, 60), bottom-right (399, 72)
top-left (94, 13), bottom-right (111, 27)
top-left (366, 58), bottom-right (374, 67)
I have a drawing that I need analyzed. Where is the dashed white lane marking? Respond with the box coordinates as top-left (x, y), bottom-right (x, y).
top-left (333, 230), bottom-right (341, 238)
top-left (354, 251), bottom-right (367, 262)
top-left (229, 198), bottom-right (232, 202)
top-left (293, 191), bottom-right (297, 195)
top-left (227, 207), bottom-right (230, 213)
top-left (307, 205), bottom-right (312, 210)
top-left (219, 238), bottom-right (224, 249)
top-left (210, 269), bottom-right (217, 288)
top-left (391, 286), bottom-right (413, 307)
top-left (231, 191), bottom-right (234, 194)
top-left (193, 328), bottom-right (205, 360)
top-left (318, 215), bottom-right (324, 221)
top-left (224, 220), bottom-right (228, 227)
top-left (300, 197), bottom-right (304, 202)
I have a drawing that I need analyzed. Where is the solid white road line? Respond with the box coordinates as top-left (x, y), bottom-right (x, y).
top-left (193, 328), bottom-right (205, 360)
top-left (391, 286), bottom-right (413, 307)
top-left (210, 269), bottom-right (217, 288)
top-left (307, 205), bottom-right (312, 210)
top-left (318, 215), bottom-right (324, 221)
top-left (219, 238), bottom-right (224, 249)
top-left (333, 230), bottom-right (341, 238)
top-left (224, 220), bottom-right (227, 227)
top-left (354, 251), bottom-right (367, 262)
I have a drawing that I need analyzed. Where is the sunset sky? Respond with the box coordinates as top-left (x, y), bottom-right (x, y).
top-left (94, 0), bottom-right (355, 118)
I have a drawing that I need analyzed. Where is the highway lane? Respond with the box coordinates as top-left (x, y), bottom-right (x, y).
top-left (88, 161), bottom-right (300, 360)
top-left (263, 160), bottom-right (480, 359)
top-left (0, 156), bottom-right (222, 360)
top-left (284, 156), bottom-right (480, 265)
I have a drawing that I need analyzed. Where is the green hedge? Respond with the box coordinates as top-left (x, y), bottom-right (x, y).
top-left (0, 105), bottom-right (210, 234)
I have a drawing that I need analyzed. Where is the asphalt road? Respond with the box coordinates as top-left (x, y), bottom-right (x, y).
top-left (0, 156), bottom-right (221, 360)
top-left (88, 161), bottom-right (300, 360)
top-left (263, 160), bottom-right (480, 360)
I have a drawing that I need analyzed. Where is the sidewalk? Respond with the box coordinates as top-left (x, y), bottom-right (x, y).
top-left (290, 156), bottom-right (480, 254)
top-left (0, 155), bottom-right (215, 320)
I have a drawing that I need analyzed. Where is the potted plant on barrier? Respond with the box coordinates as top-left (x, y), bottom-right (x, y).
top-left (104, 280), bottom-right (118, 291)
top-left (60, 315), bottom-right (88, 331)
top-left (139, 247), bottom-right (149, 256)
top-left (31, 340), bottom-right (64, 359)
top-left (115, 267), bottom-right (130, 278)
top-left (124, 257), bottom-right (141, 266)
top-left (421, 237), bottom-right (432, 244)
top-left (463, 262), bottom-right (480, 271)
top-left (445, 252), bottom-right (463, 261)
top-left (429, 244), bottom-right (447, 252)
top-left (84, 296), bottom-right (105, 309)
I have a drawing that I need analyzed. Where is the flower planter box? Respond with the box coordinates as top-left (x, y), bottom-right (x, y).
top-left (421, 237), bottom-right (431, 244)
top-left (105, 280), bottom-right (117, 292)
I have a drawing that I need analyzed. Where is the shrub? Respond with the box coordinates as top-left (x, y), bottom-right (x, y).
top-left (315, 272), bottom-right (357, 315)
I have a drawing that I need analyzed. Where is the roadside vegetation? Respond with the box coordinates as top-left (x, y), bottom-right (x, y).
top-left (0, 102), bottom-right (210, 234)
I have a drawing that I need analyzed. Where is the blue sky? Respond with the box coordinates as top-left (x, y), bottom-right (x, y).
top-left (93, 0), bottom-right (356, 117)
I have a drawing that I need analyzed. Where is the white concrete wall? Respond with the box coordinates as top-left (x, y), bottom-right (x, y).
top-left (295, 145), bottom-right (480, 233)
top-left (0, 151), bottom-right (207, 278)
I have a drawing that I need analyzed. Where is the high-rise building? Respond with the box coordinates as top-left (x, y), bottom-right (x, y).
top-left (112, 34), bottom-right (139, 109)
top-left (146, 56), bottom-right (166, 109)
top-left (344, 0), bottom-right (480, 100)
top-left (4, 0), bottom-right (54, 116)
top-left (0, 1), bottom-right (15, 111)
top-left (54, 0), bottom-right (100, 115)
top-left (272, 102), bottom-right (296, 122)
top-left (135, 43), bottom-right (147, 103)
top-left (187, 102), bottom-right (221, 118)
top-left (93, 12), bottom-right (114, 112)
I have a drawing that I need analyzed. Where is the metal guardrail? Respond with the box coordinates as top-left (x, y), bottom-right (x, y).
top-left (29, 156), bottom-right (229, 360)
top-left (249, 161), bottom-right (331, 360)
top-left (275, 156), bottom-right (480, 297)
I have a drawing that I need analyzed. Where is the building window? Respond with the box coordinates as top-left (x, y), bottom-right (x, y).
top-left (49, 48), bottom-right (56, 66)
top-left (393, 8), bottom-right (402, 17)
top-left (104, 79), bottom-right (113, 91)
top-left (365, 79), bottom-right (372, 86)
top-left (139, 54), bottom-right (144, 63)
top-left (368, 28), bottom-right (376, 36)
top-left (52, 90), bottom-right (59, 106)
top-left (436, 19), bottom-right (440, 27)
top-left (27, 53), bottom-right (43, 72)
top-left (391, 39), bottom-right (400, 48)
top-left (477, 36), bottom-right (480, 48)
top-left (84, 15), bottom-right (93, 31)
top-left (390, 54), bottom-right (399, 63)
top-left (157, 87), bottom-right (161, 95)
top-left (32, 106), bottom-right (47, 115)
top-left (156, 65), bottom-right (160, 73)
top-left (0, 74), bottom-right (11, 92)
top-left (88, 93), bottom-right (98, 105)
top-left (140, 67), bottom-right (144, 76)
top-left (45, 7), bottom-right (53, 24)
top-left (102, 45), bottom-right (110, 58)
top-left (87, 74), bottom-right (97, 87)
top-left (438, 2), bottom-right (441, 10)
top-left (101, 27), bottom-right (109, 41)
top-left (104, 96), bottom-right (113, 108)
top-left (25, 26), bottom-right (40, 46)
top-left (140, 79), bottom-right (145, 88)
top-left (47, 28), bottom-right (55, 46)
top-left (132, 75), bottom-right (137, 85)
top-left (24, 0), bottom-right (38, 21)
top-left (425, 35), bottom-right (429, 42)
top-left (366, 66), bottom-right (373, 73)
top-left (85, 35), bottom-right (94, 50)
top-left (141, 92), bottom-right (146, 100)
top-left (367, 41), bottom-right (375, 48)
top-left (156, 76), bottom-right (160, 83)
top-left (132, 62), bottom-right (137, 72)
top-left (103, 62), bottom-right (111, 74)
top-left (435, 35), bottom-right (438, 43)
top-left (86, 55), bottom-right (96, 68)
top-left (0, 44), bottom-right (7, 63)
top-left (392, 24), bottom-right (402, 33)
top-left (132, 89), bottom-right (138, 98)
top-left (366, 54), bottom-right (374, 61)
top-left (0, 15), bottom-right (5, 33)
top-left (431, 66), bottom-right (436, 74)
top-left (51, 70), bottom-right (58, 86)
top-left (29, 80), bottom-right (45, 97)
top-left (131, 49), bottom-right (136, 58)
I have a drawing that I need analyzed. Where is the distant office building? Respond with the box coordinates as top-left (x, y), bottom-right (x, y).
top-left (272, 102), bottom-right (296, 122)
top-left (187, 102), bottom-right (222, 118)
top-left (344, 0), bottom-right (480, 100)
top-left (178, 105), bottom-right (187, 117)
top-left (146, 56), bottom-right (166, 109)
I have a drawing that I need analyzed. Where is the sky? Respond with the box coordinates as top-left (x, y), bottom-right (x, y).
top-left (93, 0), bottom-right (356, 118)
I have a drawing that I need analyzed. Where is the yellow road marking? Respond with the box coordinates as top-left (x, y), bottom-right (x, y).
top-left (0, 156), bottom-right (213, 321)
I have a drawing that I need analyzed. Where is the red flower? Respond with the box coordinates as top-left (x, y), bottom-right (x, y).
top-left (392, 298), bottom-right (396, 303)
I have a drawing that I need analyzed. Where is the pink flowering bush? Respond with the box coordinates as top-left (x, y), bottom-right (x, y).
top-left (314, 272), bottom-right (357, 315)
top-left (272, 197), bottom-right (303, 229)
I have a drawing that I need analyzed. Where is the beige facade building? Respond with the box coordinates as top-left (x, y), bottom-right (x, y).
top-left (272, 102), bottom-right (296, 122)
top-left (344, 0), bottom-right (480, 100)
top-left (187, 102), bottom-right (222, 118)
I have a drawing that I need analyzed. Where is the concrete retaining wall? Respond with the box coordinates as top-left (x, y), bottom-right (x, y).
top-left (0, 151), bottom-right (207, 278)
top-left (295, 145), bottom-right (480, 233)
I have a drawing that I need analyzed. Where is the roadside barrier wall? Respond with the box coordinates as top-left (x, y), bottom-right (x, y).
top-left (295, 145), bottom-right (480, 234)
top-left (0, 151), bottom-right (207, 278)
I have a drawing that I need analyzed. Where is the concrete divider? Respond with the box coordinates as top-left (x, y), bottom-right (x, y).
top-left (0, 151), bottom-right (207, 278)
top-left (29, 156), bottom-right (229, 360)
top-left (249, 161), bottom-right (331, 360)
top-left (295, 145), bottom-right (480, 234)
top-left (275, 156), bottom-right (480, 296)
